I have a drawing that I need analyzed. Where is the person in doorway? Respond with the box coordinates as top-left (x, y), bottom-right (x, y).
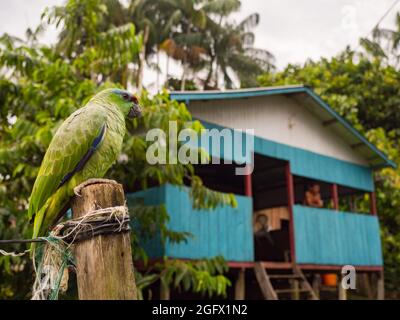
top-left (304, 182), bottom-right (324, 208)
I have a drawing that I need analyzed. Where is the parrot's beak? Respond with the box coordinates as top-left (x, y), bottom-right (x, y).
top-left (128, 102), bottom-right (142, 119)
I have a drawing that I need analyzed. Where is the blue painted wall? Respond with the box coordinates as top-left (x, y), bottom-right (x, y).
top-left (199, 120), bottom-right (375, 191)
top-left (127, 184), bottom-right (254, 261)
top-left (127, 186), bottom-right (166, 258)
top-left (293, 205), bottom-right (383, 266)
top-left (128, 187), bottom-right (383, 266)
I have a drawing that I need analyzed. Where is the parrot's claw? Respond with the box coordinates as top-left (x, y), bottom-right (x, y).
top-left (73, 178), bottom-right (119, 196)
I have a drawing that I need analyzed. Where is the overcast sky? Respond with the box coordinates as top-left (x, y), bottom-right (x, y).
top-left (1, 0), bottom-right (399, 88)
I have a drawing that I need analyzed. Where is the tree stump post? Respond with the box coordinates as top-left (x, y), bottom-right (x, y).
top-left (71, 181), bottom-right (137, 300)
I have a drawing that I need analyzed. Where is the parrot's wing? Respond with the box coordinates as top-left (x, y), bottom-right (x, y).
top-left (28, 105), bottom-right (107, 221)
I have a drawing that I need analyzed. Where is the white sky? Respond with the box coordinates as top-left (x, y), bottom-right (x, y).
top-left (0, 0), bottom-right (399, 89)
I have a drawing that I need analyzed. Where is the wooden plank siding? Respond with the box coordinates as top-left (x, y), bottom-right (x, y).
top-left (186, 94), bottom-right (369, 166)
top-left (127, 187), bottom-right (383, 267)
top-left (127, 184), bottom-right (254, 261)
top-left (293, 205), bottom-right (383, 266)
top-left (170, 86), bottom-right (395, 169)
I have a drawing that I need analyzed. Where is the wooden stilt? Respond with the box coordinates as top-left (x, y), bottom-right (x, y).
top-left (312, 274), bottom-right (321, 299)
top-left (362, 273), bottom-right (374, 299)
top-left (338, 274), bottom-right (347, 300)
top-left (377, 271), bottom-right (385, 300)
top-left (234, 268), bottom-right (246, 300)
top-left (291, 279), bottom-right (300, 300)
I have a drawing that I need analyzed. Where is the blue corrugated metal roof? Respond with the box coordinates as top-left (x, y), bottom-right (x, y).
top-left (169, 85), bottom-right (395, 169)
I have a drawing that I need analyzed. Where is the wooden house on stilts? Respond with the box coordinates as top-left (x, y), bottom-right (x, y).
top-left (128, 85), bottom-right (394, 300)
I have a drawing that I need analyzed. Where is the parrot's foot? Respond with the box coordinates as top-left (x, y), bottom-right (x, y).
top-left (73, 178), bottom-right (119, 196)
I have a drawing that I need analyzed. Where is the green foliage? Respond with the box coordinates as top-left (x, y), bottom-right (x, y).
top-left (190, 176), bottom-right (237, 210)
top-left (166, 77), bottom-right (199, 91)
top-left (137, 256), bottom-right (231, 299)
top-left (258, 48), bottom-right (400, 298)
top-left (129, 203), bottom-right (193, 266)
top-left (366, 129), bottom-right (400, 297)
top-left (43, 0), bottom-right (141, 86)
top-left (352, 13), bottom-right (400, 297)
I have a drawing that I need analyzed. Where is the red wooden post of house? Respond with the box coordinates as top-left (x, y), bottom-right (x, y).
top-left (285, 162), bottom-right (296, 263)
top-left (370, 192), bottom-right (377, 215)
top-left (244, 165), bottom-right (252, 196)
top-left (331, 184), bottom-right (339, 211)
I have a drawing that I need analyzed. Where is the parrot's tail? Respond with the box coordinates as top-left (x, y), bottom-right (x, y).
top-left (30, 187), bottom-right (70, 259)
top-left (30, 188), bottom-right (72, 300)
top-left (30, 201), bottom-right (49, 260)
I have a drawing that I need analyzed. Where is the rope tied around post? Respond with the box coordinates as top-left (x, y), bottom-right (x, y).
top-left (31, 204), bottom-right (131, 300)
top-left (54, 205), bottom-right (131, 245)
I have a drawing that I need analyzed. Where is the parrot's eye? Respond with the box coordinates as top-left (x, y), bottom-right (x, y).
top-left (122, 93), bottom-right (130, 100)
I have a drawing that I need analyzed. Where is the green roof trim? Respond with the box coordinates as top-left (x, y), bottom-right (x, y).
top-left (170, 86), bottom-right (396, 169)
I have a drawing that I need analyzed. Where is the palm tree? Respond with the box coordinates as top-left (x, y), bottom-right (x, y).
top-left (128, 0), bottom-right (155, 91)
top-left (128, 0), bottom-right (184, 90)
top-left (47, 0), bottom-right (273, 90)
top-left (203, 12), bottom-right (274, 89)
top-left (201, 0), bottom-right (240, 88)
top-left (159, 0), bottom-right (208, 90)
top-left (360, 13), bottom-right (400, 66)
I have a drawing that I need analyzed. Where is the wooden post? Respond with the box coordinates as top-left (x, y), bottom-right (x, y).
top-left (244, 166), bottom-right (252, 196)
top-left (362, 273), bottom-right (374, 299)
top-left (377, 271), bottom-right (384, 300)
top-left (291, 279), bottom-right (300, 300)
top-left (370, 192), bottom-right (377, 216)
top-left (312, 274), bottom-right (321, 299)
top-left (71, 182), bottom-right (137, 300)
top-left (338, 273), bottom-right (347, 300)
top-left (234, 268), bottom-right (246, 300)
top-left (331, 184), bottom-right (339, 211)
top-left (285, 162), bottom-right (296, 263)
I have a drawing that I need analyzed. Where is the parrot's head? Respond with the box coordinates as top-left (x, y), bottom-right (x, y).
top-left (95, 88), bottom-right (142, 119)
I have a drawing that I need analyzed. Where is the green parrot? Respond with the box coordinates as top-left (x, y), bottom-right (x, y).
top-left (28, 88), bottom-right (142, 244)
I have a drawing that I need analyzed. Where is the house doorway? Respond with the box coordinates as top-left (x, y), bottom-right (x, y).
top-left (252, 154), bottom-right (291, 262)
